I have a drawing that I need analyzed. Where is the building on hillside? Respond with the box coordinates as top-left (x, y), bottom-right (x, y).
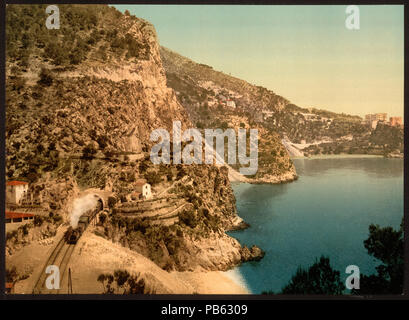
top-left (5, 283), bottom-right (14, 294)
top-left (6, 181), bottom-right (28, 205)
top-left (370, 120), bottom-right (378, 130)
top-left (5, 211), bottom-right (35, 232)
top-left (390, 117), bottom-right (403, 127)
top-left (376, 113), bottom-right (387, 121)
top-left (365, 113), bottom-right (388, 124)
top-left (226, 99), bottom-right (236, 109)
top-left (6, 211), bottom-right (34, 224)
top-left (135, 179), bottom-right (152, 199)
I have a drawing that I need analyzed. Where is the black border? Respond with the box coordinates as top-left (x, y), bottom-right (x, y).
top-left (1, 0), bottom-right (408, 303)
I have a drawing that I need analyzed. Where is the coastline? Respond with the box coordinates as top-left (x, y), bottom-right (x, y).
top-left (291, 154), bottom-right (384, 160)
top-left (176, 270), bottom-right (250, 294)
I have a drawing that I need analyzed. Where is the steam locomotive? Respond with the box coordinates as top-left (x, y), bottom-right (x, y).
top-left (64, 197), bottom-right (103, 244)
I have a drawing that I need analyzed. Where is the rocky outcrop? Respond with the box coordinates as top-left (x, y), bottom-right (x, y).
top-left (6, 5), bottom-right (265, 277)
top-left (240, 245), bottom-right (265, 262)
top-left (6, 221), bottom-right (60, 256)
top-left (6, 5), bottom-right (191, 181)
top-left (102, 164), bottom-right (264, 272)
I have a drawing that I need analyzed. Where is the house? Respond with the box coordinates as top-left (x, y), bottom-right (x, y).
top-left (370, 120), bottom-right (378, 130)
top-left (6, 181), bottom-right (28, 205)
top-left (5, 211), bottom-right (35, 232)
top-left (5, 282), bottom-right (14, 294)
top-left (6, 211), bottom-right (34, 224)
top-left (135, 179), bottom-right (152, 199)
top-left (226, 99), bottom-right (236, 109)
top-left (390, 117), bottom-right (403, 127)
top-left (365, 113), bottom-right (388, 124)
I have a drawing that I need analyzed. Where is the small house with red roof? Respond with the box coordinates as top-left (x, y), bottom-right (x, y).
top-left (5, 211), bottom-right (35, 232)
top-left (6, 181), bottom-right (28, 205)
top-left (5, 282), bottom-right (14, 294)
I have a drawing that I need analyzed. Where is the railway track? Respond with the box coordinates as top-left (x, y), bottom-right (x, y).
top-left (32, 231), bottom-right (76, 294)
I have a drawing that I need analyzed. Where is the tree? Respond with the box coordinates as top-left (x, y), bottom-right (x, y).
top-left (99, 270), bottom-right (146, 294)
top-left (114, 269), bottom-right (130, 293)
top-left (145, 170), bottom-right (161, 186)
top-left (38, 68), bottom-right (53, 86)
top-left (97, 274), bottom-right (106, 292)
top-left (280, 256), bottom-right (345, 295)
top-left (82, 143), bottom-right (97, 159)
top-left (98, 273), bottom-right (114, 294)
top-left (353, 220), bottom-right (404, 294)
top-left (6, 266), bottom-right (18, 283)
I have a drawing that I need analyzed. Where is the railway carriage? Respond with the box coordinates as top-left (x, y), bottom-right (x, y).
top-left (64, 198), bottom-right (103, 244)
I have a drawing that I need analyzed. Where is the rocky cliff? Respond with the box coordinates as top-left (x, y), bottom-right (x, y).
top-left (6, 5), bottom-right (191, 181)
top-left (160, 47), bottom-right (297, 183)
top-left (5, 4), bottom-right (263, 280)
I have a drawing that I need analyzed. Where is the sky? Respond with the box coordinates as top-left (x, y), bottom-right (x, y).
top-left (114, 5), bottom-right (404, 118)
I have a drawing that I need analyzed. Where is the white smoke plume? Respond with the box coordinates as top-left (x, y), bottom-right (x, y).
top-left (70, 194), bottom-right (99, 228)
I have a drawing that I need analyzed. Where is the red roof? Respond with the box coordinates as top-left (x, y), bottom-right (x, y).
top-left (6, 181), bottom-right (28, 186)
top-left (135, 179), bottom-right (147, 186)
top-left (6, 211), bottom-right (34, 219)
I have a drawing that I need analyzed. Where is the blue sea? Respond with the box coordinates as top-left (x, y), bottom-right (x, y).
top-left (230, 157), bottom-right (403, 294)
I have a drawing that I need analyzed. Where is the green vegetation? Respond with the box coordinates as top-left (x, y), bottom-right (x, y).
top-left (6, 4), bottom-right (150, 72)
top-left (352, 220), bottom-right (404, 294)
top-left (144, 170), bottom-right (162, 186)
top-left (97, 269), bottom-right (148, 294)
top-left (263, 219), bottom-right (403, 295)
top-left (280, 256), bottom-right (345, 295)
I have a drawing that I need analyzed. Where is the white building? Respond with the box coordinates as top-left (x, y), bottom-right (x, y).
top-left (226, 100), bottom-right (236, 109)
top-left (370, 120), bottom-right (378, 130)
top-left (135, 179), bottom-right (152, 199)
top-left (6, 181), bottom-right (28, 205)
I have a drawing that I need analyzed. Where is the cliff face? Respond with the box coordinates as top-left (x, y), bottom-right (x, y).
top-left (103, 164), bottom-right (250, 271)
top-left (6, 5), bottom-right (191, 181)
top-left (6, 5), bottom-right (263, 277)
top-left (160, 47), bottom-right (297, 183)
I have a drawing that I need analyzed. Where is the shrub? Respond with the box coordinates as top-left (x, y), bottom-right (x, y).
top-left (38, 68), bottom-right (53, 86)
top-left (82, 143), bottom-right (97, 159)
top-left (34, 215), bottom-right (45, 226)
top-left (144, 170), bottom-right (161, 186)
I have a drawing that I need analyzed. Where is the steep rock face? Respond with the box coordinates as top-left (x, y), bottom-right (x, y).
top-left (6, 5), bottom-right (263, 275)
top-left (160, 47), bottom-right (289, 112)
top-left (6, 6), bottom-right (190, 180)
top-left (103, 164), bottom-right (263, 271)
top-left (160, 47), bottom-right (297, 183)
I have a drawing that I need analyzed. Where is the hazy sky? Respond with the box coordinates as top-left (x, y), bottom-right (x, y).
top-left (114, 5), bottom-right (404, 118)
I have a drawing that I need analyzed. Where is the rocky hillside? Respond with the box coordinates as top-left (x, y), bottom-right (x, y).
top-left (161, 47), bottom-right (297, 183)
top-left (5, 4), bottom-right (264, 284)
top-left (6, 5), bottom-right (191, 182)
top-left (160, 47), bottom-right (403, 158)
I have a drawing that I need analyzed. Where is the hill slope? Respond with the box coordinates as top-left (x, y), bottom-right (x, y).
top-left (5, 5), bottom-right (264, 292)
top-left (161, 47), bottom-right (297, 183)
top-left (160, 47), bottom-right (403, 158)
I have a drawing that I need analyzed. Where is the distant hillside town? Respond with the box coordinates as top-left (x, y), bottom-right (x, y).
top-left (364, 113), bottom-right (403, 129)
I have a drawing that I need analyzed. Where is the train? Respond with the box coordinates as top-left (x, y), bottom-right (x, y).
top-left (64, 197), bottom-right (103, 244)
